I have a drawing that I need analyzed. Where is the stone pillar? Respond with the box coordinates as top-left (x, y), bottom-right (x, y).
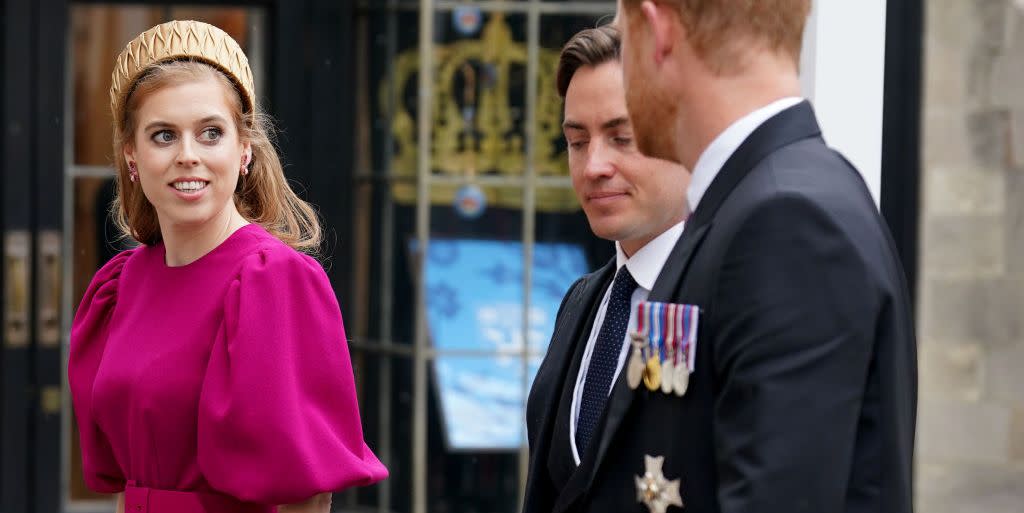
top-left (917, 1), bottom-right (1024, 511)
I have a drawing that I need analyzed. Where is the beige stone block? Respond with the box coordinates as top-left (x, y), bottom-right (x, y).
top-left (923, 58), bottom-right (967, 111)
top-left (915, 462), bottom-right (1024, 513)
top-left (916, 276), bottom-right (935, 329)
top-left (922, 277), bottom-right (1024, 347)
top-left (920, 340), bottom-right (984, 401)
top-left (966, 51), bottom-right (996, 108)
top-left (922, 112), bottom-right (973, 169)
top-left (967, 109), bottom-right (1012, 168)
top-left (986, 345), bottom-right (1024, 405)
top-left (992, 55), bottom-right (1024, 109)
top-left (918, 398), bottom-right (1010, 464)
top-left (973, 0), bottom-right (1011, 54)
top-left (920, 215), bottom-right (1004, 276)
top-left (1006, 171), bottom-right (1024, 273)
top-left (926, 0), bottom-right (973, 48)
top-left (1011, 408), bottom-right (1024, 461)
top-left (921, 166), bottom-right (1005, 216)
top-left (1011, 109), bottom-right (1024, 169)
top-left (923, 37), bottom-right (967, 109)
top-left (992, 5), bottom-right (1024, 107)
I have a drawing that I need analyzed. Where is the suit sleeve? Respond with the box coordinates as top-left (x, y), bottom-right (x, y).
top-left (710, 193), bottom-right (880, 513)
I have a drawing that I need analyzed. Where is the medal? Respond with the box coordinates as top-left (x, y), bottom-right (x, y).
top-left (660, 304), bottom-right (675, 395)
top-left (628, 334), bottom-right (645, 390)
top-left (674, 305), bottom-right (697, 397)
top-left (633, 301), bottom-right (699, 396)
top-left (643, 303), bottom-right (662, 391)
top-left (627, 303), bottom-right (647, 390)
top-left (662, 359), bottom-right (676, 394)
top-left (670, 304), bottom-right (685, 396)
top-left (635, 455), bottom-right (684, 513)
top-left (673, 364), bottom-right (689, 396)
top-left (644, 357), bottom-right (662, 391)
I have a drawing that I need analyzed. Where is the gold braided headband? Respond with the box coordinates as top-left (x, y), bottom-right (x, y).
top-left (109, 20), bottom-right (256, 133)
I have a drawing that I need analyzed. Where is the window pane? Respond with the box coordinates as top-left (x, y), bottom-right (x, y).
top-left (348, 350), bottom-right (414, 512)
top-left (428, 356), bottom-right (522, 513)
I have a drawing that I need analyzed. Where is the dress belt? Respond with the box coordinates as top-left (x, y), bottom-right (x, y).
top-left (123, 481), bottom-right (277, 513)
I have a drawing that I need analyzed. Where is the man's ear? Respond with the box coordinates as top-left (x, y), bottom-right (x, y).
top-left (641, 0), bottom-right (677, 67)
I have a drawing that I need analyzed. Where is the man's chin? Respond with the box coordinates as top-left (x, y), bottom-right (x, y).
top-left (587, 222), bottom-right (632, 244)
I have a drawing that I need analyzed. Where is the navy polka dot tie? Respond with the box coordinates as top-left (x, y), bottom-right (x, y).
top-left (576, 266), bottom-right (638, 456)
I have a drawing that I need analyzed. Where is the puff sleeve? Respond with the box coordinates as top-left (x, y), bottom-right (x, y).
top-left (198, 246), bottom-right (387, 504)
top-left (68, 250), bottom-right (134, 493)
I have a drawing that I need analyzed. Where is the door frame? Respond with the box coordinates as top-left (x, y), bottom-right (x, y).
top-left (880, 0), bottom-right (924, 309)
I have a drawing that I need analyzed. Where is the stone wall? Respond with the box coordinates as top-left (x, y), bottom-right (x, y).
top-left (917, 1), bottom-right (1024, 511)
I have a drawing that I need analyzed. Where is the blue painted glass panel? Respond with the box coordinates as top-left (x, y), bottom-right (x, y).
top-left (414, 238), bottom-right (588, 450)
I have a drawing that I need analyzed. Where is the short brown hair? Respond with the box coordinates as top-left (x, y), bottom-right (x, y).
top-left (620, 0), bottom-right (811, 73)
top-left (556, 25), bottom-right (621, 98)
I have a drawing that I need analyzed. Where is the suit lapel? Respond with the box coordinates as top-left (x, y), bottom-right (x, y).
top-left (530, 261), bottom-right (615, 426)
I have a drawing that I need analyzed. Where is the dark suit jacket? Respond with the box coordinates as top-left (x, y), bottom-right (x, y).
top-left (523, 102), bottom-right (917, 513)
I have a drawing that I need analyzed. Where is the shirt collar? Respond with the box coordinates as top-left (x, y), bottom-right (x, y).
top-left (614, 220), bottom-right (686, 291)
top-left (687, 97), bottom-right (804, 213)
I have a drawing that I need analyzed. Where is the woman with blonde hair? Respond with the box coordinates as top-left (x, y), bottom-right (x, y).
top-left (68, 20), bottom-right (386, 513)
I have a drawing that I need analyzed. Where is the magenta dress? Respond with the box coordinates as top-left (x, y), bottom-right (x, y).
top-left (68, 224), bottom-right (386, 511)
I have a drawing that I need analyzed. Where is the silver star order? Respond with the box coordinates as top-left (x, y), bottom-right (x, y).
top-left (634, 455), bottom-right (684, 513)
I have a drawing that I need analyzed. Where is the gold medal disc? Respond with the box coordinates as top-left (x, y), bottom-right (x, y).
top-left (644, 358), bottom-right (662, 391)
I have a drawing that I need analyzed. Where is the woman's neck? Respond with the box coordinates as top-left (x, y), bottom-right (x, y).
top-left (160, 205), bottom-right (249, 267)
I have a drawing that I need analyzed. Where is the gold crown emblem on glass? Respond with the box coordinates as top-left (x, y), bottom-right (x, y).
top-left (109, 19), bottom-right (256, 132)
top-left (383, 13), bottom-right (577, 212)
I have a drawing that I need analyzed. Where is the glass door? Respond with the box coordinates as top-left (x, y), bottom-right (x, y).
top-left (349, 2), bottom-right (616, 512)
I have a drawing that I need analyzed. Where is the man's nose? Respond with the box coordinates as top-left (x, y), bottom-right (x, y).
top-left (583, 140), bottom-right (617, 179)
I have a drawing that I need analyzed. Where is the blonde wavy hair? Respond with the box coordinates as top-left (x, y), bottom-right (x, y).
top-left (111, 60), bottom-right (322, 254)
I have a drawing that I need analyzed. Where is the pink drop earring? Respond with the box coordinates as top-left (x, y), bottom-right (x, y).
top-left (240, 155), bottom-right (250, 176)
top-left (128, 162), bottom-right (139, 183)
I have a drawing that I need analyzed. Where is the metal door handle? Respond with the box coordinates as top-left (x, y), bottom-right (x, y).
top-left (36, 231), bottom-right (61, 348)
top-left (4, 231), bottom-right (31, 348)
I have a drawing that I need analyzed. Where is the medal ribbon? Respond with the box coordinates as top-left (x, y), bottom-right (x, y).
top-left (636, 302), bottom-right (645, 335)
top-left (664, 303), bottom-right (675, 362)
top-left (676, 304), bottom-right (685, 368)
top-left (687, 306), bottom-right (698, 371)
top-left (680, 304), bottom-right (689, 369)
top-left (648, 302), bottom-right (660, 362)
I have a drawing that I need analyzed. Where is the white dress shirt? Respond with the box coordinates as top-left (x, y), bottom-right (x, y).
top-left (569, 220), bottom-right (685, 465)
top-left (687, 97), bottom-right (804, 213)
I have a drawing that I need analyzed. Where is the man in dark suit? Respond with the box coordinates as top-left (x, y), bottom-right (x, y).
top-left (523, 24), bottom-right (693, 513)
top-left (515, 1), bottom-right (915, 512)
